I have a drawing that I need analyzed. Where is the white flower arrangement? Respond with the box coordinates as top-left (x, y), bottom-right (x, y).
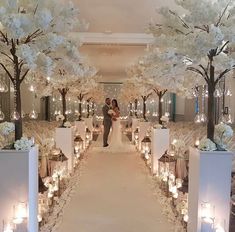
top-left (153, 124), bottom-right (163, 129)
top-left (214, 123), bottom-right (233, 149)
top-left (63, 121), bottom-right (72, 128)
top-left (56, 114), bottom-right (65, 122)
top-left (14, 137), bottom-right (34, 151)
top-left (108, 109), bottom-right (115, 115)
top-left (0, 122), bottom-right (15, 136)
top-left (160, 116), bottom-right (169, 123)
top-left (198, 138), bottom-right (216, 151)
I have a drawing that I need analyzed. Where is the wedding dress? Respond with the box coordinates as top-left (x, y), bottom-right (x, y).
top-left (109, 118), bottom-right (123, 150)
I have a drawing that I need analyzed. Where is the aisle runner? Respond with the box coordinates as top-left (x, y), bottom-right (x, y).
top-left (58, 135), bottom-right (174, 232)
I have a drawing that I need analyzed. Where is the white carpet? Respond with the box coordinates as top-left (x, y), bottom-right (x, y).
top-left (58, 135), bottom-right (173, 232)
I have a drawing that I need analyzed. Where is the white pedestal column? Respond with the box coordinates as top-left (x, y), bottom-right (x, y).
top-left (188, 147), bottom-right (232, 232)
top-left (138, 121), bottom-right (151, 150)
top-left (0, 147), bottom-right (38, 232)
top-left (131, 118), bottom-right (139, 143)
top-left (151, 128), bottom-right (170, 175)
top-left (55, 128), bottom-right (74, 172)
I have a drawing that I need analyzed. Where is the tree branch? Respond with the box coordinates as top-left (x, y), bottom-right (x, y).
top-left (199, 64), bottom-right (209, 82)
top-left (168, 10), bottom-right (190, 29)
top-left (25, 29), bottom-right (43, 44)
top-left (0, 52), bottom-right (14, 62)
top-left (215, 68), bottom-right (233, 85)
top-left (0, 30), bottom-right (8, 44)
top-left (215, 1), bottom-right (231, 26)
top-left (217, 40), bottom-right (229, 55)
top-left (0, 63), bottom-right (14, 83)
top-left (20, 69), bottom-right (30, 83)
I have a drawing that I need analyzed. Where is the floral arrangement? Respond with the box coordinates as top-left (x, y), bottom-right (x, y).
top-left (160, 116), bottom-right (169, 123)
top-left (56, 115), bottom-right (65, 122)
top-left (108, 109), bottom-right (115, 115)
top-left (14, 137), bottom-right (34, 151)
top-left (214, 123), bottom-right (233, 150)
top-left (153, 124), bottom-right (163, 129)
top-left (198, 138), bottom-right (217, 151)
top-left (63, 121), bottom-right (72, 128)
top-left (0, 122), bottom-right (15, 136)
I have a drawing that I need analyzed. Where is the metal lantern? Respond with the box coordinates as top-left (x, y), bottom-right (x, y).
top-left (141, 135), bottom-right (151, 160)
top-left (158, 151), bottom-right (177, 196)
top-left (49, 148), bottom-right (68, 177)
top-left (74, 135), bottom-right (84, 154)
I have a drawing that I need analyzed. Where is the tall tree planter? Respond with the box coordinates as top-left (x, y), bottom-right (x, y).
top-left (58, 88), bottom-right (69, 123)
top-left (134, 99), bottom-right (138, 117)
top-left (188, 47), bottom-right (232, 141)
top-left (153, 88), bottom-right (167, 124)
top-left (0, 41), bottom-right (29, 140)
top-left (141, 93), bottom-right (152, 121)
top-left (77, 93), bottom-right (87, 121)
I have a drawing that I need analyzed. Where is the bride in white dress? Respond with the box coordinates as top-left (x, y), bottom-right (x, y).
top-left (108, 99), bottom-right (134, 152)
top-left (109, 99), bottom-right (123, 149)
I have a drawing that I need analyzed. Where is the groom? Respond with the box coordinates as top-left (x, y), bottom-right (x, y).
top-left (102, 98), bottom-right (112, 147)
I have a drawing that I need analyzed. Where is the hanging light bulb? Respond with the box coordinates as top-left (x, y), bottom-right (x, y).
top-left (46, 76), bottom-right (51, 82)
top-left (28, 85), bottom-right (35, 92)
top-left (194, 113), bottom-right (201, 123)
top-left (11, 111), bottom-right (20, 121)
top-left (165, 112), bottom-right (170, 117)
top-left (29, 109), bottom-right (38, 119)
top-left (0, 109), bottom-right (5, 121)
top-left (225, 88), bottom-right (232, 97)
top-left (21, 110), bottom-right (25, 119)
top-left (214, 88), bottom-right (222, 98)
top-left (160, 98), bottom-right (164, 103)
top-left (200, 113), bottom-right (207, 123)
top-left (0, 81), bottom-right (9, 93)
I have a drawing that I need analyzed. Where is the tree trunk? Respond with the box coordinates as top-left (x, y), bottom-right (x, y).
top-left (129, 102), bottom-right (133, 117)
top-left (134, 99), bottom-right (138, 117)
top-left (207, 64), bottom-right (215, 141)
top-left (14, 83), bottom-right (22, 141)
top-left (45, 96), bottom-right (50, 121)
top-left (87, 101), bottom-right (90, 118)
top-left (78, 94), bottom-right (83, 121)
top-left (143, 97), bottom-right (147, 121)
top-left (91, 102), bottom-right (95, 116)
top-left (158, 94), bottom-right (163, 124)
top-left (61, 91), bottom-right (67, 123)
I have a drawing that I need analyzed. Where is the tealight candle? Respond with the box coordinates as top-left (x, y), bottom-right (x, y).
top-left (195, 139), bottom-right (200, 147)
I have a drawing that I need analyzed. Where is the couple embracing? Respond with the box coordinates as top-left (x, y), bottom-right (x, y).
top-left (102, 98), bottom-right (122, 149)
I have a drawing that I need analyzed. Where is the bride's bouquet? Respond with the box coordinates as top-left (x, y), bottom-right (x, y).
top-left (108, 109), bottom-right (115, 115)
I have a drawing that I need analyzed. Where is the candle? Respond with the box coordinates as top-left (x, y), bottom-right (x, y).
top-left (195, 139), bottom-right (200, 147)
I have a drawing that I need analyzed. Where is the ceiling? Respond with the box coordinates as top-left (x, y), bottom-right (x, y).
top-left (70, 0), bottom-right (178, 82)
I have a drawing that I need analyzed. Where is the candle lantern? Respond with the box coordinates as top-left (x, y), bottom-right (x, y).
top-left (13, 202), bottom-right (27, 224)
top-left (49, 149), bottom-right (68, 177)
top-left (134, 128), bottom-right (139, 147)
top-left (85, 128), bottom-right (92, 147)
top-left (74, 135), bottom-right (84, 155)
top-left (141, 135), bottom-right (151, 160)
top-left (158, 151), bottom-right (177, 195)
top-left (2, 221), bottom-right (14, 232)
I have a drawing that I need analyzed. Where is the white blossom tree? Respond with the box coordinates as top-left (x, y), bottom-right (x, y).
top-left (0, 0), bottom-right (81, 140)
top-left (120, 80), bottom-right (141, 117)
top-left (148, 0), bottom-right (235, 141)
top-left (85, 83), bottom-right (105, 117)
top-left (71, 75), bottom-right (99, 121)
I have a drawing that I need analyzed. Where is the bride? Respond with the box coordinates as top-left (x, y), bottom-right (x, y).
top-left (109, 99), bottom-right (123, 149)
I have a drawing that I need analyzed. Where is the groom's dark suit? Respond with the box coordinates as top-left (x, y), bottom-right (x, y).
top-left (102, 104), bottom-right (112, 147)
